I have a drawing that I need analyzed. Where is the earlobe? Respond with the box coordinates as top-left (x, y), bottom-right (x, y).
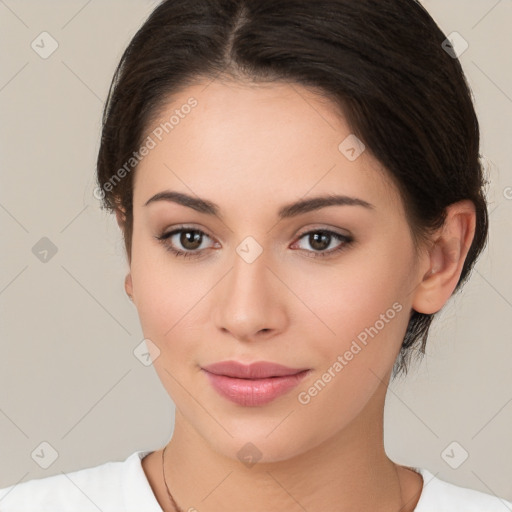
top-left (412, 200), bottom-right (476, 315)
top-left (125, 273), bottom-right (134, 301)
top-left (115, 207), bottom-right (126, 230)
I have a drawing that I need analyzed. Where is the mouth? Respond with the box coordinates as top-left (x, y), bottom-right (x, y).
top-left (201, 360), bottom-right (311, 406)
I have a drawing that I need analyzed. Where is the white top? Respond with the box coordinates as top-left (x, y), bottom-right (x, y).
top-left (0, 450), bottom-right (511, 511)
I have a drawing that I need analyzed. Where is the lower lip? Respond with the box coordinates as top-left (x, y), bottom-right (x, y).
top-left (202, 369), bottom-right (311, 407)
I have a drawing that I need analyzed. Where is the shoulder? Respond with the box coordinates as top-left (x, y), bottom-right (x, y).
top-left (414, 467), bottom-right (512, 511)
top-left (0, 450), bottom-right (160, 512)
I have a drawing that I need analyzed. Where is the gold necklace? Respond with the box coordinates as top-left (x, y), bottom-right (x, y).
top-left (161, 444), bottom-right (405, 512)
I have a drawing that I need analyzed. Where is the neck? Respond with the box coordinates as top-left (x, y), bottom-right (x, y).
top-left (155, 377), bottom-right (422, 512)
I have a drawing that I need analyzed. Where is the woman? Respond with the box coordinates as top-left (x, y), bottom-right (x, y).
top-left (1, 0), bottom-right (510, 510)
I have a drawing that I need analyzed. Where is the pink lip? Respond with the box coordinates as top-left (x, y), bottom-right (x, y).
top-left (201, 361), bottom-right (311, 406)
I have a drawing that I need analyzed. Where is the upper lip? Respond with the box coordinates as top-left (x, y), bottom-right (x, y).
top-left (202, 361), bottom-right (309, 379)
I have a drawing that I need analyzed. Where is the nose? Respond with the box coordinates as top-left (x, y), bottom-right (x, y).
top-left (212, 249), bottom-right (288, 343)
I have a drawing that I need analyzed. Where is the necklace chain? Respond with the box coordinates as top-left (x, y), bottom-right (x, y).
top-left (161, 444), bottom-right (405, 512)
top-left (162, 444), bottom-right (184, 512)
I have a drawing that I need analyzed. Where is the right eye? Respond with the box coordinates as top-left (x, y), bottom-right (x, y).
top-left (155, 226), bottom-right (216, 259)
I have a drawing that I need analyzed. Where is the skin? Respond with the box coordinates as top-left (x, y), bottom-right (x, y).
top-left (116, 79), bottom-right (476, 512)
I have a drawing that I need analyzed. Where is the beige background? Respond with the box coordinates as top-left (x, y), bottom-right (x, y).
top-left (1, 0), bottom-right (511, 500)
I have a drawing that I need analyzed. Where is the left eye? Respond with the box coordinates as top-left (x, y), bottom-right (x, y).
top-left (293, 230), bottom-right (352, 256)
top-left (155, 227), bottom-right (353, 259)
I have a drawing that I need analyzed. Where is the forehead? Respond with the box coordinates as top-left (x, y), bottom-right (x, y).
top-left (133, 79), bottom-right (402, 215)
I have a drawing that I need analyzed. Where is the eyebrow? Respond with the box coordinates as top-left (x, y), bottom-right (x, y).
top-left (143, 190), bottom-right (375, 219)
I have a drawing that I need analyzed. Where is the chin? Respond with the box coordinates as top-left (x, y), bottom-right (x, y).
top-left (195, 416), bottom-right (324, 466)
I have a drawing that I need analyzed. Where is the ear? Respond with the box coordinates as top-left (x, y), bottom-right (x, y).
top-left (115, 207), bottom-right (126, 231)
top-left (412, 200), bottom-right (476, 315)
top-left (117, 207), bottom-right (133, 299)
top-left (125, 273), bottom-right (134, 301)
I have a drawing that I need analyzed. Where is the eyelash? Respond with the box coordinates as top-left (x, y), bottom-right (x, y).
top-left (155, 225), bottom-right (354, 260)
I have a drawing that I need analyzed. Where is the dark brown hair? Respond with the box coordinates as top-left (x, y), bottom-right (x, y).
top-left (96, 0), bottom-right (489, 378)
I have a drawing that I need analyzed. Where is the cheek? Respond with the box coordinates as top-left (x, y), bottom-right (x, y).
top-left (129, 226), bottom-right (197, 344)
top-left (300, 236), bottom-right (415, 375)
top-left (290, 255), bottom-right (412, 438)
top-left (132, 267), bottom-right (202, 345)
top-left (129, 255), bottom-right (206, 401)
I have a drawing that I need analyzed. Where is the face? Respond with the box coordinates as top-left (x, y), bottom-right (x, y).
top-left (126, 80), bottom-right (424, 463)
